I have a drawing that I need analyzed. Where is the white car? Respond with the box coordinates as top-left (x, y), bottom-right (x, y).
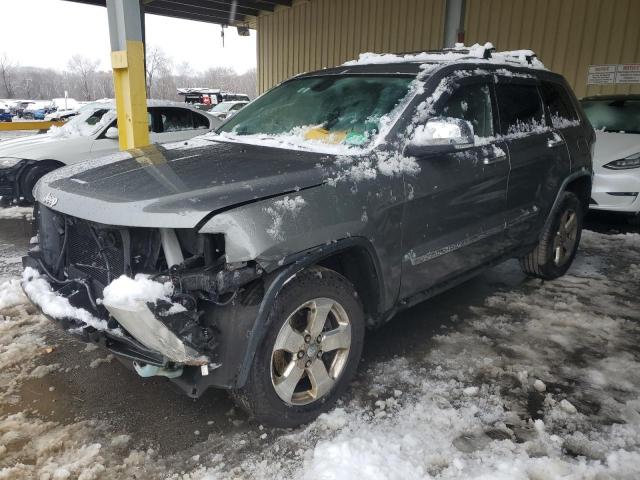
top-left (0, 100), bottom-right (221, 203)
top-left (209, 100), bottom-right (249, 120)
top-left (581, 95), bottom-right (640, 219)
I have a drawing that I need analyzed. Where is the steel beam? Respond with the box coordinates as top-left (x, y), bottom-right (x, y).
top-left (107, 0), bottom-right (150, 150)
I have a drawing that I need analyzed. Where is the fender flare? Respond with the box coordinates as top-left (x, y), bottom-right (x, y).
top-left (234, 236), bottom-right (383, 388)
top-left (539, 168), bottom-right (592, 241)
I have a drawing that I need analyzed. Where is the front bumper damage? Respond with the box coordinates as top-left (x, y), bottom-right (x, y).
top-left (22, 205), bottom-right (265, 396)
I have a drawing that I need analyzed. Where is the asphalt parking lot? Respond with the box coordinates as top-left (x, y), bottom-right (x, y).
top-left (1, 208), bottom-right (639, 479)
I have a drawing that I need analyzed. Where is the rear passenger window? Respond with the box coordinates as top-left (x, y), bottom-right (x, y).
top-left (540, 82), bottom-right (579, 128)
top-left (496, 84), bottom-right (544, 135)
top-left (159, 108), bottom-right (194, 132)
top-left (440, 83), bottom-right (494, 138)
top-left (192, 112), bottom-right (210, 129)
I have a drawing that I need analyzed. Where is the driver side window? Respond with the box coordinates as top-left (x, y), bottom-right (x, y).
top-left (439, 82), bottom-right (494, 138)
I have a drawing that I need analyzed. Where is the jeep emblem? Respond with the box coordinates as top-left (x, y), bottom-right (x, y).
top-left (42, 192), bottom-right (58, 208)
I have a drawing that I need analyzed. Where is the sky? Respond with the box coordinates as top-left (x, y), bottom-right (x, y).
top-left (2, 0), bottom-right (257, 74)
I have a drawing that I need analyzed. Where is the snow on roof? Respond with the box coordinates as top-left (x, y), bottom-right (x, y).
top-left (343, 42), bottom-right (546, 70)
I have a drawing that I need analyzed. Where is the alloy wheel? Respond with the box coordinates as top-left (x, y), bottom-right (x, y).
top-left (270, 297), bottom-right (352, 405)
top-left (553, 209), bottom-right (578, 266)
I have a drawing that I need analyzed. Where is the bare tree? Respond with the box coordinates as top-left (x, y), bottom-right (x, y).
top-left (145, 46), bottom-right (172, 98)
top-left (0, 53), bottom-right (15, 98)
top-left (67, 55), bottom-right (100, 100)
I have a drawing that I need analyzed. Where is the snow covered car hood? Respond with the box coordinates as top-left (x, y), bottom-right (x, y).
top-left (0, 133), bottom-right (93, 161)
top-left (593, 131), bottom-right (640, 169)
top-left (34, 139), bottom-right (332, 228)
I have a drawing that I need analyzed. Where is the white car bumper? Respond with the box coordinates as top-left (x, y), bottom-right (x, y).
top-left (590, 169), bottom-right (640, 213)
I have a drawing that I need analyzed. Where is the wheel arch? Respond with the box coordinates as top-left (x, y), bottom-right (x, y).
top-left (540, 168), bottom-right (592, 240)
top-left (232, 237), bottom-right (384, 389)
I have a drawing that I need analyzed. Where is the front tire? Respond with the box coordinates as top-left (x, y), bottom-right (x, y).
top-left (231, 266), bottom-right (365, 427)
top-left (20, 164), bottom-right (59, 204)
top-left (520, 192), bottom-right (583, 280)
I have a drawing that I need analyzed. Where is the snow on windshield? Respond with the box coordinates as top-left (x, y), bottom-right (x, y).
top-left (214, 75), bottom-right (416, 154)
top-left (47, 105), bottom-right (115, 139)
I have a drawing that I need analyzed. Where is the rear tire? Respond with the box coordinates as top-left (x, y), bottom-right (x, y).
top-left (230, 266), bottom-right (365, 428)
top-left (520, 192), bottom-right (583, 280)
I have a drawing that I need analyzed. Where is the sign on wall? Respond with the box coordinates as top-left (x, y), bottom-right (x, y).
top-left (588, 64), bottom-right (640, 85)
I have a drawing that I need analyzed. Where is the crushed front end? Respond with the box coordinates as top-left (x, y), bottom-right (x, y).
top-left (23, 204), bottom-right (265, 396)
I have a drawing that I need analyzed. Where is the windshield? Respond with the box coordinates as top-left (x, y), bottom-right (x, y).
top-left (581, 98), bottom-right (640, 134)
top-left (217, 75), bottom-right (414, 149)
top-left (49, 104), bottom-right (114, 138)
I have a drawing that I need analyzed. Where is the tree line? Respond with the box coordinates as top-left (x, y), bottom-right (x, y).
top-left (0, 47), bottom-right (257, 102)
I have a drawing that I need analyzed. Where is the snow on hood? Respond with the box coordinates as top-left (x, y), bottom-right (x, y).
top-left (593, 130), bottom-right (640, 168)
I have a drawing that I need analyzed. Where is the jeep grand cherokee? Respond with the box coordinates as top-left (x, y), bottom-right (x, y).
top-left (22, 45), bottom-right (594, 427)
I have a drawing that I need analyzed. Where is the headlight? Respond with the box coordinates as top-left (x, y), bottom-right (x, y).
top-left (0, 157), bottom-right (22, 169)
top-left (604, 152), bottom-right (640, 170)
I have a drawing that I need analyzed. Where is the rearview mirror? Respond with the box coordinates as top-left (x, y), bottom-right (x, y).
top-left (405, 117), bottom-right (474, 156)
top-left (105, 127), bottom-right (119, 139)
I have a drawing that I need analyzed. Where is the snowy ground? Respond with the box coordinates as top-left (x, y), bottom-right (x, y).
top-left (1, 211), bottom-right (639, 479)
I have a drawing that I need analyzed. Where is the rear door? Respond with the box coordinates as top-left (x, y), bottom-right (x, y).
top-left (495, 78), bottom-right (570, 246)
top-left (400, 74), bottom-right (510, 299)
top-left (540, 80), bottom-right (589, 170)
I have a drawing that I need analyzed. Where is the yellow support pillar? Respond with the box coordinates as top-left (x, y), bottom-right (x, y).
top-left (107, 0), bottom-right (149, 150)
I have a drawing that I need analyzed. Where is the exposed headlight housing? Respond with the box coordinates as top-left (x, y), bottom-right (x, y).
top-left (604, 152), bottom-right (640, 170)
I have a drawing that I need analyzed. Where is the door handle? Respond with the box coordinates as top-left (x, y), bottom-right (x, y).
top-left (547, 133), bottom-right (564, 148)
top-left (483, 153), bottom-right (507, 165)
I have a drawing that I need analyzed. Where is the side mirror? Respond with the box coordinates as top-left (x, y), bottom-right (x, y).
top-left (105, 127), bottom-right (119, 139)
top-left (405, 117), bottom-right (475, 156)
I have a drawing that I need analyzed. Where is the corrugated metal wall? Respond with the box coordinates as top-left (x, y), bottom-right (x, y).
top-left (257, 0), bottom-right (445, 93)
top-left (464, 0), bottom-right (640, 97)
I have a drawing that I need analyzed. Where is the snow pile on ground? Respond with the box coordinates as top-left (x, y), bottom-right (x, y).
top-left (0, 412), bottom-right (167, 480)
top-left (0, 279), bottom-right (27, 310)
top-left (2, 230), bottom-right (640, 479)
top-left (0, 279), bottom-right (52, 404)
top-left (0, 206), bottom-right (34, 221)
top-left (178, 229), bottom-right (640, 479)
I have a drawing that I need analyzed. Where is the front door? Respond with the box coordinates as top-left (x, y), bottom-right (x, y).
top-left (400, 75), bottom-right (510, 299)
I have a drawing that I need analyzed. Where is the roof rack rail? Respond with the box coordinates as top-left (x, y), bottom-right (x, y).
top-left (343, 43), bottom-right (544, 69)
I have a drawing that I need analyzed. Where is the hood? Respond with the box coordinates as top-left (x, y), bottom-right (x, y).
top-left (593, 131), bottom-right (640, 168)
top-left (0, 133), bottom-right (91, 160)
top-left (35, 139), bottom-right (335, 229)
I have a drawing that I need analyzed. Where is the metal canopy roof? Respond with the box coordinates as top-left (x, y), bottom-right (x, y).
top-left (65, 0), bottom-right (292, 26)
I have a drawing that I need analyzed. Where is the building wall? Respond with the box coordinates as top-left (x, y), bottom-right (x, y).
top-left (464, 0), bottom-right (640, 97)
top-left (256, 0), bottom-right (445, 93)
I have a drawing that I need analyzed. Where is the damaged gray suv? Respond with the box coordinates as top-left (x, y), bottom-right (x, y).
top-left (22, 46), bottom-right (594, 427)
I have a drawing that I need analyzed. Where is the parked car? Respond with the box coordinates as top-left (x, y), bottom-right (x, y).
top-left (209, 100), bottom-right (249, 120)
top-left (22, 101), bottom-right (50, 120)
top-left (0, 103), bottom-right (12, 122)
top-left (0, 100), bottom-right (220, 203)
top-left (580, 95), bottom-right (640, 221)
top-left (22, 45), bottom-right (593, 427)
